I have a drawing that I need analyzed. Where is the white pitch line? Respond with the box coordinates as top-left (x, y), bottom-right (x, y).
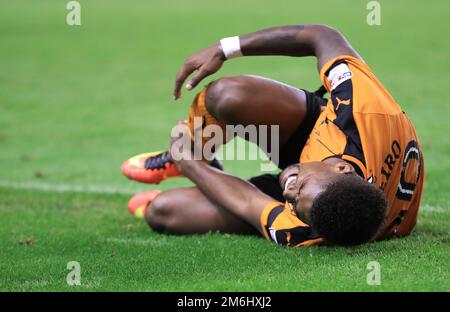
top-left (420, 204), bottom-right (445, 213)
top-left (0, 180), bottom-right (448, 214)
top-left (0, 180), bottom-right (146, 195)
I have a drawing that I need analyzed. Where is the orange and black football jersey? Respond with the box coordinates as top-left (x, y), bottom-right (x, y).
top-left (261, 55), bottom-right (424, 246)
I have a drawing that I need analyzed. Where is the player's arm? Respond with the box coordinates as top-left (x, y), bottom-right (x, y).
top-left (177, 158), bottom-right (275, 232)
top-left (240, 24), bottom-right (361, 70)
top-left (169, 122), bottom-right (275, 232)
top-left (174, 24), bottom-right (361, 99)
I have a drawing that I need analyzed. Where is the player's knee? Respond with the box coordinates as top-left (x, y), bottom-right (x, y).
top-left (145, 193), bottom-right (174, 233)
top-left (206, 77), bottom-right (247, 122)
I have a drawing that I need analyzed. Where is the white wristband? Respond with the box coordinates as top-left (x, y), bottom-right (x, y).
top-left (219, 36), bottom-right (242, 59)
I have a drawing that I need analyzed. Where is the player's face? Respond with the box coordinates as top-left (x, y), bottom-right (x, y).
top-left (279, 160), bottom-right (351, 224)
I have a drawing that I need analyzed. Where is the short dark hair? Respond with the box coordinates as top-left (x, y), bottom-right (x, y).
top-left (310, 174), bottom-right (387, 246)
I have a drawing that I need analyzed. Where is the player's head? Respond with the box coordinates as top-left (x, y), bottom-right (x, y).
top-left (279, 159), bottom-right (387, 245)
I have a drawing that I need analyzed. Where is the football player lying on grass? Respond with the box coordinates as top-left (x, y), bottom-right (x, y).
top-left (122, 24), bottom-right (424, 247)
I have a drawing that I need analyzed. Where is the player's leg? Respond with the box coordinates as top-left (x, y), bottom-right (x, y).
top-left (203, 75), bottom-right (309, 150)
top-left (132, 172), bottom-right (284, 235)
top-left (203, 75), bottom-right (324, 168)
top-left (122, 75), bottom-right (324, 182)
top-left (144, 187), bottom-right (258, 235)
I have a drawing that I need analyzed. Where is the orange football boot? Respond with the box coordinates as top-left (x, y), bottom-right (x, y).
top-left (127, 190), bottom-right (161, 218)
top-left (121, 151), bottom-right (181, 184)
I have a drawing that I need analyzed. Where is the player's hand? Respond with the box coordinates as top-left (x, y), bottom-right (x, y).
top-left (169, 120), bottom-right (193, 168)
top-left (173, 44), bottom-right (226, 100)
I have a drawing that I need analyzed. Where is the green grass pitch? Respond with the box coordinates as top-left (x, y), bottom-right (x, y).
top-left (0, 0), bottom-right (449, 291)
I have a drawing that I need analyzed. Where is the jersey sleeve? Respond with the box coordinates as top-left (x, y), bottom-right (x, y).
top-left (260, 202), bottom-right (323, 247)
top-left (320, 55), bottom-right (369, 93)
top-left (320, 55), bottom-right (400, 115)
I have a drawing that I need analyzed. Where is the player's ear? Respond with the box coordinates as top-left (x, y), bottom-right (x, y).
top-left (333, 161), bottom-right (355, 174)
